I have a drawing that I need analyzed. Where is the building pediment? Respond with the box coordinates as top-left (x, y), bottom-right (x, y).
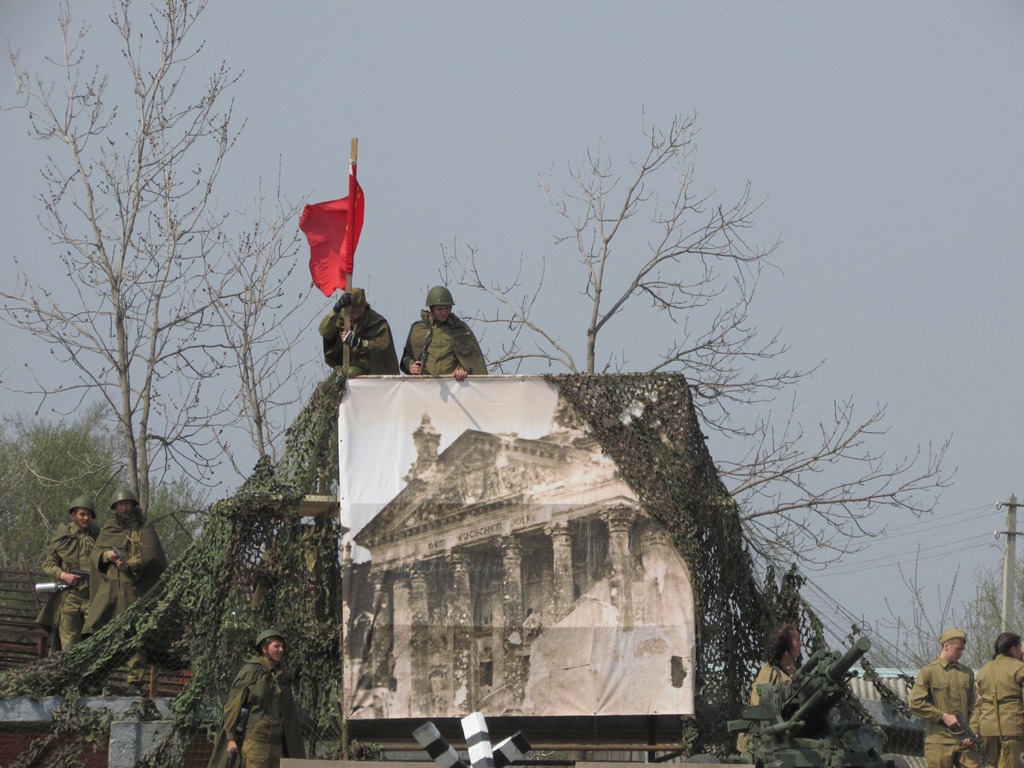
top-left (355, 427), bottom-right (633, 552)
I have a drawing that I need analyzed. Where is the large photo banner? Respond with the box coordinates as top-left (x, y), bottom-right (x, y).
top-left (340, 377), bottom-right (696, 719)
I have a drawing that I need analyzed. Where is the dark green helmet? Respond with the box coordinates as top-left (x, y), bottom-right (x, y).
top-left (254, 628), bottom-right (285, 650)
top-left (68, 494), bottom-right (97, 519)
top-left (425, 285), bottom-right (454, 307)
top-left (110, 486), bottom-right (139, 509)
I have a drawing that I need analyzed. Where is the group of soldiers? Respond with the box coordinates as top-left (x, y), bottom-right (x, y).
top-left (740, 624), bottom-right (1024, 768)
top-left (910, 627), bottom-right (1024, 768)
top-left (39, 488), bottom-right (299, 768)
top-left (37, 487), bottom-right (167, 694)
top-left (318, 284), bottom-right (487, 380)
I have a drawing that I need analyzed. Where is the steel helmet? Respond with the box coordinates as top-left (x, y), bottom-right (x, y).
top-left (425, 285), bottom-right (454, 307)
top-left (254, 628), bottom-right (286, 650)
top-left (68, 494), bottom-right (97, 519)
top-left (110, 486), bottom-right (139, 509)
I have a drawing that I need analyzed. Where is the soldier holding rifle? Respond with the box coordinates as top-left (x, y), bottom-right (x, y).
top-left (910, 627), bottom-right (980, 768)
top-left (208, 628), bottom-right (305, 768)
top-left (36, 494), bottom-right (99, 651)
top-left (401, 285), bottom-right (487, 381)
top-left (82, 486), bottom-right (167, 695)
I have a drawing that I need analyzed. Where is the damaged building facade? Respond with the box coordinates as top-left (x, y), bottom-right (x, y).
top-left (341, 379), bottom-right (697, 721)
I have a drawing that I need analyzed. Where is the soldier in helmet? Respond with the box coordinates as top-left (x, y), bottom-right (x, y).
top-left (83, 485), bottom-right (168, 695)
top-left (207, 628), bottom-right (305, 768)
top-left (318, 287), bottom-right (399, 376)
top-left (401, 285), bottom-right (487, 381)
top-left (36, 494), bottom-right (100, 651)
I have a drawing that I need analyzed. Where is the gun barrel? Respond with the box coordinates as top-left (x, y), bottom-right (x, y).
top-left (828, 636), bottom-right (871, 683)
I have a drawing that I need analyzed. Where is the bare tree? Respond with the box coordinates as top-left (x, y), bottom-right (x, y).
top-left (443, 111), bottom-right (951, 566)
top-left (2, 1), bottom-right (308, 505)
top-left (207, 174), bottom-right (314, 473)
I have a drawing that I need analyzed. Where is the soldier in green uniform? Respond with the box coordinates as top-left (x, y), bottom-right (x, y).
top-left (970, 632), bottom-right (1024, 768)
top-left (909, 627), bottom-right (980, 768)
top-left (401, 285), bottom-right (487, 381)
top-left (737, 623), bottom-right (801, 755)
top-left (318, 287), bottom-right (399, 376)
top-left (36, 494), bottom-right (100, 651)
top-left (82, 486), bottom-right (168, 695)
top-left (207, 628), bottom-right (305, 768)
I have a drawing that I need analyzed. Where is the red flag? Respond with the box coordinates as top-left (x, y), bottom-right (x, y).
top-left (300, 179), bottom-right (364, 296)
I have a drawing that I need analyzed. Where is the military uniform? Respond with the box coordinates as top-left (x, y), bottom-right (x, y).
top-left (207, 653), bottom-right (305, 768)
top-left (319, 304), bottom-right (399, 375)
top-left (910, 655), bottom-right (980, 768)
top-left (971, 654), bottom-right (1024, 768)
top-left (83, 493), bottom-right (168, 685)
top-left (401, 309), bottom-right (487, 376)
top-left (37, 518), bottom-right (99, 650)
top-left (736, 659), bottom-right (796, 755)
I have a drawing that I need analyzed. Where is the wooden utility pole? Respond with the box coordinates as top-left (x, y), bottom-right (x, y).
top-left (998, 494), bottom-right (1019, 631)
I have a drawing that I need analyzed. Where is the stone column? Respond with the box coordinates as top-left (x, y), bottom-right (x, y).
top-left (546, 522), bottom-right (574, 619)
top-left (370, 570), bottom-right (393, 688)
top-left (501, 539), bottom-right (525, 711)
top-left (450, 552), bottom-right (475, 710)
top-left (409, 565), bottom-right (431, 711)
top-left (391, 572), bottom-right (413, 715)
top-left (605, 509), bottom-right (634, 627)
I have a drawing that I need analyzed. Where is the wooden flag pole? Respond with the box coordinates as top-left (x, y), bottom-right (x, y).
top-left (341, 137), bottom-right (358, 374)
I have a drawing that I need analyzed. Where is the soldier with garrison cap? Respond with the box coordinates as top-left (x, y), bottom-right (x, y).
top-left (36, 494), bottom-right (100, 651)
top-left (909, 627), bottom-right (980, 768)
top-left (970, 632), bottom-right (1024, 768)
top-left (401, 285), bottom-right (487, 382)
top-left (83, 485), bottom-right (168, 694)
top-left (318, 287), bottom-right (399, 376)
top-left (207, 628), bottom-right (305, 768)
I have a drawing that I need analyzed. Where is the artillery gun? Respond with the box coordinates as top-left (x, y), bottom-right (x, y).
top-left (726, 637), bottom-right (895, 768)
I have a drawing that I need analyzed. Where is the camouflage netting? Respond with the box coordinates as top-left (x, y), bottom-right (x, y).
top-left (0, 371), bottom-right (828, 767)
top-left (0, 372), bottom-right (349, 768)
top-left (551, 374), bottom-right (818, 751)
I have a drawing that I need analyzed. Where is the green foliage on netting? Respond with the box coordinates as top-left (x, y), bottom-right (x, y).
top-left (551, 373), bottom-right (806, 752)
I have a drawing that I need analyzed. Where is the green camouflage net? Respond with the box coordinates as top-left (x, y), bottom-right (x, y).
top-left (0, 372), bottom-right (348, 768)
top-left (551, 373), bottom-right (812, 752)
top-left (0, 371), bottom-right (822, 766)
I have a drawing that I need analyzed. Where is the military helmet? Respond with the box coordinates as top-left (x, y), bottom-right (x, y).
top-left (68, 494), bottom-right (97, 519)
top-left (110, 486), bottom-right (139, 509)
top-left (254, 628), bottom-right (286, 650)
top-left (425, 285), bottom-right (454, 307)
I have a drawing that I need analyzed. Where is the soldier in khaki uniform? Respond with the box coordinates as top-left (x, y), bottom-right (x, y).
top-left (909, 627), bottom-right (980, 768)
top-left (401, 285), bottom-right (487, 382)
top-left (83, 486), bottom-right (168, 695)
top-left (971, 632), bottom-right (1024, 768)
top-left (36, 494), bottom-right (99, 651)
top-left (737, 623), bottom-right (802, 755)
top-left (318, 288), bottom-right (399, 376)
top-left (207, 629), bottom-right (305, 768)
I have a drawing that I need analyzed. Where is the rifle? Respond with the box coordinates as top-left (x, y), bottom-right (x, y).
top-left (34, 568), bottom-right (90, 594)
top-left (416, 330), bottom-right (433, 374)
top-left (950, 710), bottom-right (990, 768)
top-left (227, 688), bottom-right (251, 768)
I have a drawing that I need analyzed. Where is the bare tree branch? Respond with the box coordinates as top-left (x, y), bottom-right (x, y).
top-left (441, 109), bottom-right (952, 567)
top-left (1, 0), bottom-right (303, 505)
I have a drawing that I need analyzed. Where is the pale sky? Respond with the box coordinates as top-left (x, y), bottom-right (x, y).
top-left (2, 0), bottom-right (1022, 661)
